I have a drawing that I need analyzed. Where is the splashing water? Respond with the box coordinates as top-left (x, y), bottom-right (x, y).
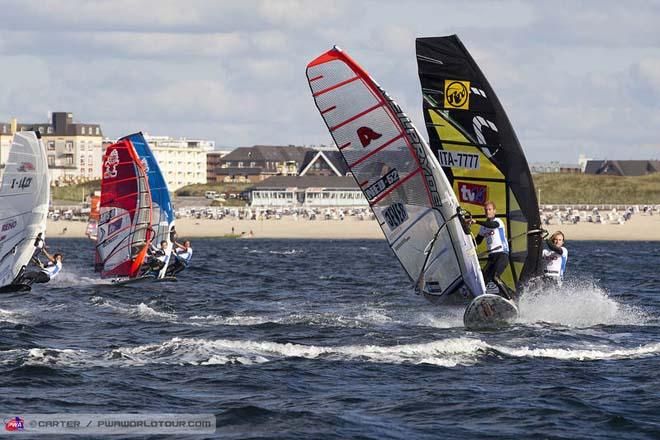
top-left (517, 279), bottom-right (647, 327)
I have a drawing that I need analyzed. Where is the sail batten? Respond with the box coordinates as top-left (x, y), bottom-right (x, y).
top-left (307, 47), bottom-right (486, 302)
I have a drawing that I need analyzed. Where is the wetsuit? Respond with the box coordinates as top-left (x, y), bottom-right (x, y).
top-left (167, 246), bottom-right (193, 276)
top-left (18, 260), bottom-right (62, 286)
top-left (476, 217), bottom-right (514, 300)
top-left (541, 240), bottom-right (568, 286)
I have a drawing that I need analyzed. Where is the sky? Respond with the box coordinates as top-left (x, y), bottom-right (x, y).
top-left (1, 0), bottom-right (659, 162)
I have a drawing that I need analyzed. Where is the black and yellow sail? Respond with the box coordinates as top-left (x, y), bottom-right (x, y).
top-left (416, 35), bottom-right (542, 293)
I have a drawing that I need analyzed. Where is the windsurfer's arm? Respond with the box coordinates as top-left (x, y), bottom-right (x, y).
top-left (475, 234), bottom-right (484, 245)
top-left (475, 219), bottom-right (500, 229)
top-left (41, 249), bottom-right (55, 263)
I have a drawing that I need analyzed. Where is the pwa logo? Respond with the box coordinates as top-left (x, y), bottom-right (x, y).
top-left (4, 416), bottom-right (25, 431)
top-left (103, 149), bottom-right (120, 179)
top-left (444, 80), bottom-right (470, 110)
top-left (457, 182), bottom-right (488, 205)
top-left (17, 162), bottom-right (35, 172)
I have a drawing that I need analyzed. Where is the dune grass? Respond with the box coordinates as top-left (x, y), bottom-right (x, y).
top-left (533, 173), bottom-right (660, 204)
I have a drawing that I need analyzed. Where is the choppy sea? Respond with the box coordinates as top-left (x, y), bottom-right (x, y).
top-left (0, 238), bottom-right (658, 439)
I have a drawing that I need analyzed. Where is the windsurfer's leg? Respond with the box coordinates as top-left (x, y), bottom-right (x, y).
top-left (493, 253), bottom-right (514, 300)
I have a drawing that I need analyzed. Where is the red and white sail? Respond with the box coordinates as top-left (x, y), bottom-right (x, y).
top-left (306, 47), bottom-right (485, 301)
top-left (95, 139), bottom-right (152, 279)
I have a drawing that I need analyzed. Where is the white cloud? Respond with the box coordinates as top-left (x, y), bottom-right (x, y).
top-left (0, 0), bottom-right (658, 162)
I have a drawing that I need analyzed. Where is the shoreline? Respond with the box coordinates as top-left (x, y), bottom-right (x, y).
top-left (46, 214), bottom-right (660, 241)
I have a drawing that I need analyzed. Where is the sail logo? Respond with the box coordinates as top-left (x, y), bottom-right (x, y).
top-left (103, 149), bottom-right (120, 179)
top-left (140, 157), bottom-right (149, 173)
top-left (438, 150), bottom-right (480, 169)
top-left (364, 169), bottom-right (399, 200)
top-left (357, 126), bottom-right (382, 147)
top-left (1, 220), bottom-right (17, 232)
top-left (383, 202), bottom-right (409, 230)
top-left (457, 182), bottom-right (488, 205)
top-left (17, 162), bottom-right (35, 172)
top-left (4, 417), bottom-right (25, 432)
top-left (107, 217), bottom-right (123, 236)
top-left (444, 80), bottom-right (470, 110)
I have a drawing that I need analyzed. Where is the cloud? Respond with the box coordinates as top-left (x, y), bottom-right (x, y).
top-left (0, 0), bottom-right (658, 162)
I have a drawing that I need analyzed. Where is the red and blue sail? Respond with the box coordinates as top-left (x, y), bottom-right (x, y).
top-left (121, 133), bottom-right (175, 278)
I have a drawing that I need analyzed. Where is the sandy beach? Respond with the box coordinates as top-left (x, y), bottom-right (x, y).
top-left (46, 214), bottom-right (660, 241)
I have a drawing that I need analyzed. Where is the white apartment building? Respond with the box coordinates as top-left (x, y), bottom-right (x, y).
top-left (0, 113), bottom-right (103, 185)
top-left (104, 133), bottom-right (215, 191)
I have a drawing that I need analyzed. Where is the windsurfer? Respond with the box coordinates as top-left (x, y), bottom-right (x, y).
top-left (166, 240), bottom-right (193, 276)
top-left (144, 240), bottom-right (170, 273)
top-left (469, 201), bottom-right (515, 300)
top-left (15, 246), bottom-right (63, 286)
top-left (541, 231), bottom-right (568, 286)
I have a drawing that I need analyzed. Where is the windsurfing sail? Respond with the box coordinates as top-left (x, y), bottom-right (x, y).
top-left (306, 47), bottom-right (486, 301)
top-left (0, 132), bottom-right (49, 288)
top-left (121, 133), bottom-right (175, 279)
top-left (416, 35), bottom-right (543, 294)
top-left (96, 139), bottom-right (152, 279)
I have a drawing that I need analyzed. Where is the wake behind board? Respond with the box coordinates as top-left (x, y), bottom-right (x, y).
top-left (154, 276), bottom-right (177, 283)
top-left (463, 294), bottom-right (518, 330)
top-left (0, 284), bottom-right (31, 294)
top-left (111, 275), bottom-right (177, 286)
top-left (111, 275), bottom-right (155, 286)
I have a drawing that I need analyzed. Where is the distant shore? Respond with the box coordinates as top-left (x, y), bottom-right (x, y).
top-left (47, 214), bottom-right (660, 241)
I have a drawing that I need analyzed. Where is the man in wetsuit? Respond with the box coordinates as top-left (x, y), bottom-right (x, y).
top-left (167, 240), bottom-right (193, 276)
top-left (541, 231), bottom-right (568, 286)
top-left (469, 201), bottom-right (515, 300)
top-left (15, 247), bottom-right (63, 286)
top-left (143, 240), bottom-right (170, 275)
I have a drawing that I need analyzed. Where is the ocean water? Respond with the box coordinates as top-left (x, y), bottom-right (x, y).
top-left (0, 238), bottom-right (658, 439)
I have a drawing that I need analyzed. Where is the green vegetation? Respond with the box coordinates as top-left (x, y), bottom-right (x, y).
top-left (174, 183), bottom-right (252, 197)
top-left (51, 180), bottom-right (101, 201)
top-left (533, 173), bottom-right (660, 204)
top-left (49, 174), bottom-right (660, 205)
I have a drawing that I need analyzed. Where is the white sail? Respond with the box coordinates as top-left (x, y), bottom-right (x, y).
top-left (306, 47), bottom-right (486, 301)
top-left (0, 132), bottom-right (50, 288)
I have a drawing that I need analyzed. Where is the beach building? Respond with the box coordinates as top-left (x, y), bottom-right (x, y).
top-left (209, 145), bottom-right (315, 183)
top-left (249, 175), bottom-right (366, 208)
top-left (103, 134), bottom-right (214, 191)
top-left (0, 112), bottom-right (103, 185)
top-left (529, 160), bottom-right (581, 174)
top-left (206, 150), bottom-right (231, 184)
top-left (247, 148), bottom-right (367, 207)
top-left (584, 160), bottom-right (660, 176)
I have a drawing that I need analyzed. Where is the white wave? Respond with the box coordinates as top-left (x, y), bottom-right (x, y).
top-left (91, 297), bottom-right (177, 322)
top-left (188, 308), bottom-right (397, 329)
top-left (268, 249), bottom-right (300, 255)
top-left (0, 307), bottom-right (26, 324)
top-left (409, 308), bottom-right (465, 329)
top-left (24, 348), bottom-right (92, 367)
top-left (111, 336), bottom-right (489, 367)
top-left (189, 314), bottom-right (272, 326)
top-left (517, 280), bottom-right (648, 327)
top-left (491, 342), bottom-right (660, 361)
top-left (48, 270), bottom-right (110, 287)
